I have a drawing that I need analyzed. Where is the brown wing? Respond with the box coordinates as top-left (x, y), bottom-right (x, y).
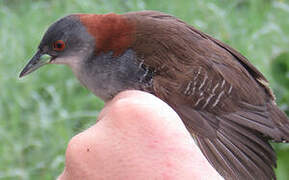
top-left (152, 62), bottom-right (288, 179)
top-left (129, 11), bottom-right (289, 179)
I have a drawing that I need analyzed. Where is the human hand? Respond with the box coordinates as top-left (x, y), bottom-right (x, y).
top-left (58, 90), bottom-right (222, 180)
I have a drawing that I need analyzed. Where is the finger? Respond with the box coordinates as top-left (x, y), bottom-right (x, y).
top-left (59, 90), bottom-right (222, 179)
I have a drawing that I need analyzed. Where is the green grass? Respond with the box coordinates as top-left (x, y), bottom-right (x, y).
top-left (0, 0), bottom-right (289, 179)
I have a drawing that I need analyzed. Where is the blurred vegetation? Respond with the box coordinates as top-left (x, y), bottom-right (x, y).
top-left (0, 0), bottom-right (288, 179)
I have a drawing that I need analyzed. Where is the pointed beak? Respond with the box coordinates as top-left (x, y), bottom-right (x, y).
top-left (19, 51), bottom-right (52, 78)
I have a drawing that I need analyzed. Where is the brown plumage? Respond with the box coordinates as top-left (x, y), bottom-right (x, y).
top-left (20, 11), bottom-right (289, 179)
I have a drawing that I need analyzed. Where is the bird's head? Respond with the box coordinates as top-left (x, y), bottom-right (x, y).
top-left (19, 13), bottom-right (135, 77)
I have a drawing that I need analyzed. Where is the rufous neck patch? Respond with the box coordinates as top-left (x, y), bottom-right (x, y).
top-left (78, 13), bottom-right (135, 56)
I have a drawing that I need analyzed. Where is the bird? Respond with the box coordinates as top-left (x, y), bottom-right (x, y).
top-left (19, 11), bottom-right (289, 180)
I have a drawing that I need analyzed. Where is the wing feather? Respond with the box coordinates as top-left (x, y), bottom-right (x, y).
top-left (129, 11), bottom-right (289, 179)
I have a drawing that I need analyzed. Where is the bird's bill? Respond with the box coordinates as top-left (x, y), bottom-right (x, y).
top-left (19, 51), bottom-right (52, 78)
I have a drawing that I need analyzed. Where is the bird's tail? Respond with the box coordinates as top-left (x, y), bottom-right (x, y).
top-left (267, 102), bottom-right (289, 143)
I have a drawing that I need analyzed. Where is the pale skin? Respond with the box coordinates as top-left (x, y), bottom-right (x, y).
top-left (58, 90), bottom-right (222, 180)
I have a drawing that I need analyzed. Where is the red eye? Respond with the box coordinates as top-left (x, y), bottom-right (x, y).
top-left (53, 40), bottom-right (66, 51)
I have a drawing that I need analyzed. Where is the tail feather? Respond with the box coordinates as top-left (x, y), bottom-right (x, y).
top-left (220, 117), bottom-right (276, 166)
top-left (267, 102), bottom-right (289, 142)
top-left (193, 110), bottom-right (278, 180)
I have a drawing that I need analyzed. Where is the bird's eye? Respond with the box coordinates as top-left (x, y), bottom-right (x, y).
top-left (53, 40), bottom-right (66, 51)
